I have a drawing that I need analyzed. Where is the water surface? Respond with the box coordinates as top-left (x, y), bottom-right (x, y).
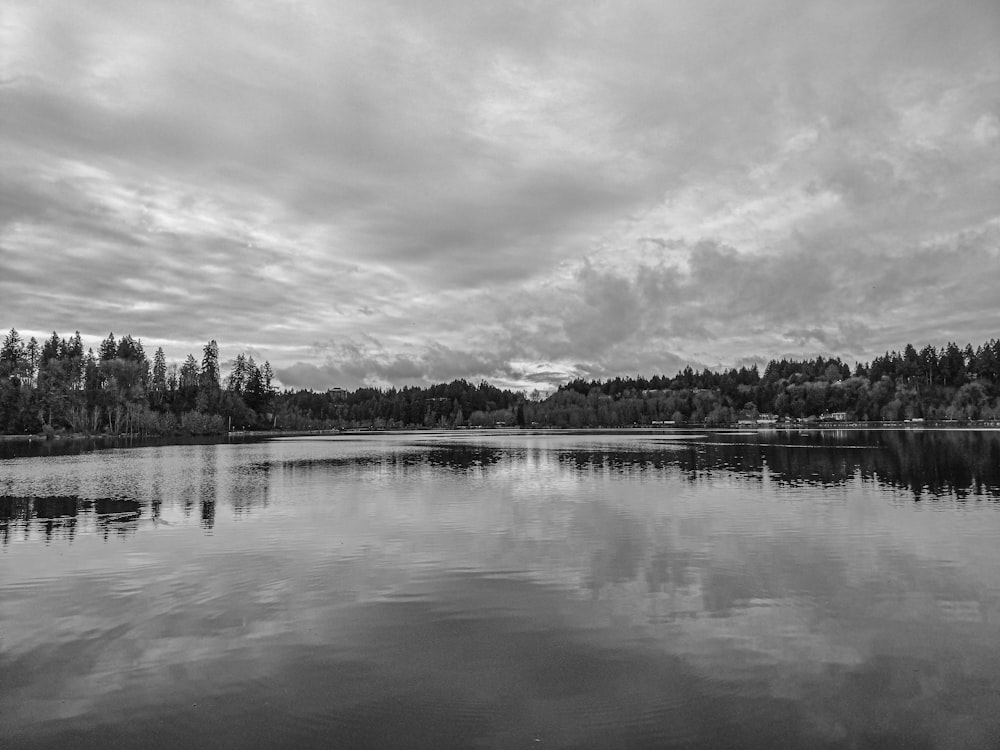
top-left (2, 430), bottom-right (999, 748)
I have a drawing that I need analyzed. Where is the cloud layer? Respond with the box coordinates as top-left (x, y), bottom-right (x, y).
top-left (2, 0), bottom-right (998, 389)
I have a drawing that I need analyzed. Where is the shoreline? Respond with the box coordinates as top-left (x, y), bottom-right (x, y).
top-left (4, 420), bottom-right (1000, 445)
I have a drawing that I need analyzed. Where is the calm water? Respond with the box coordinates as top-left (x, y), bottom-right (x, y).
top-left (2, 430), bottom-right (1000, 748)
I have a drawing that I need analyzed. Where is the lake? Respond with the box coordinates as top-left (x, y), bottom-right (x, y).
top-left (2, 429), bottom-right (1000, 748)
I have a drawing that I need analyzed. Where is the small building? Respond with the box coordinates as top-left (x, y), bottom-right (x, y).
top-left (737, 413), bottom-right (776, 426)
top-left (820, 411), bottom-right (848, 421)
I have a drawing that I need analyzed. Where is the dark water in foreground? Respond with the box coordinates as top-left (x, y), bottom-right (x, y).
top-left (2, 429), bottom-right (999, 748)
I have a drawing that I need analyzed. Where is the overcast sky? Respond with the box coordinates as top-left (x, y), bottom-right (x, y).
top-left (2, 0), bottom-right (998, 390)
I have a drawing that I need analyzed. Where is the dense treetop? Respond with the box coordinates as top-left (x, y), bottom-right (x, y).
top-left (1, 327), bottom-right (998, 435)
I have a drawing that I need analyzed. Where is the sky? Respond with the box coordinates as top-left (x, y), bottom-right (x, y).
top-left (1, 0), bottom-right (999, 392)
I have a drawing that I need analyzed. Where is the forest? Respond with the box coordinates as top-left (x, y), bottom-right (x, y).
top-left (1, 327), bottom-right (999, 436)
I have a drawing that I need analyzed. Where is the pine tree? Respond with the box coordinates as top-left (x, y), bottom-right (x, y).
top-left (40, 332), bottom-right (61, 365)
top-left (0, 329), bottom-right (25, 378)
top-left (197, 340), bottom-right (221, 413)
top-left (152, 348), bottom-right (167, 392)
top-left (228, 354), bottom-right (248, 394)
top-left (245, 357), bottom-right (264, 409)
top-left (180, 355), bottom-right (199, 389)
top-left (262, 361), bottom-right (273, 393)
top-left (200, 341), bottom-right (220, 391)
top-left (99, 333), bottom-right (117, 361)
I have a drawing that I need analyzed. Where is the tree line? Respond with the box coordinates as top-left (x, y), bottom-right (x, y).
top-left (0, 329), bottom-right (274, 435)
top-left (240, 338), bottom-right (1000, 430)
top-left (538, 340), bottom-right (1000, 427)
top-left (2, 327), bottom-right (999, 435)
top-left (258, 338), bottom-right (1000, 430)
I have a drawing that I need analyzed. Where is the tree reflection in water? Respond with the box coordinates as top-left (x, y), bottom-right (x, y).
top-left (2, 430), bottom-right (999, 547)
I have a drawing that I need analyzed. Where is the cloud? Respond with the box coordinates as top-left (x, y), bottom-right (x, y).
top-left (1, 0), bottom-right (999, 389)
top-left (275, 340), bottom-right (515, 390)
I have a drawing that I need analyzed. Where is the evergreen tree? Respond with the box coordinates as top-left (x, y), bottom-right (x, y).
top-left (180, 355), bottom-right (200, 389)
top-left (0, 328), bottom-right (25, 376)
top-left (197, 340), bottom-right (221, 412)
top-left (262, 361), bottom-right (273, 394)
top-left (152, 348), bottom-right (167, 392)
top-left (244, 357), bottom-right (264, 410)
top-left (200, 341), bottom-right (220, 390)
top-left (99, 333), bottom-right (117, 361)
top-left (228, 354), bottom-right (249, 394)
top-left (0, 329), bottom-right (30, 433)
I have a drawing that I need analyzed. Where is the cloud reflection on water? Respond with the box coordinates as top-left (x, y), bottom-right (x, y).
top-left (2, 432), bottom-right (1000, 747)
